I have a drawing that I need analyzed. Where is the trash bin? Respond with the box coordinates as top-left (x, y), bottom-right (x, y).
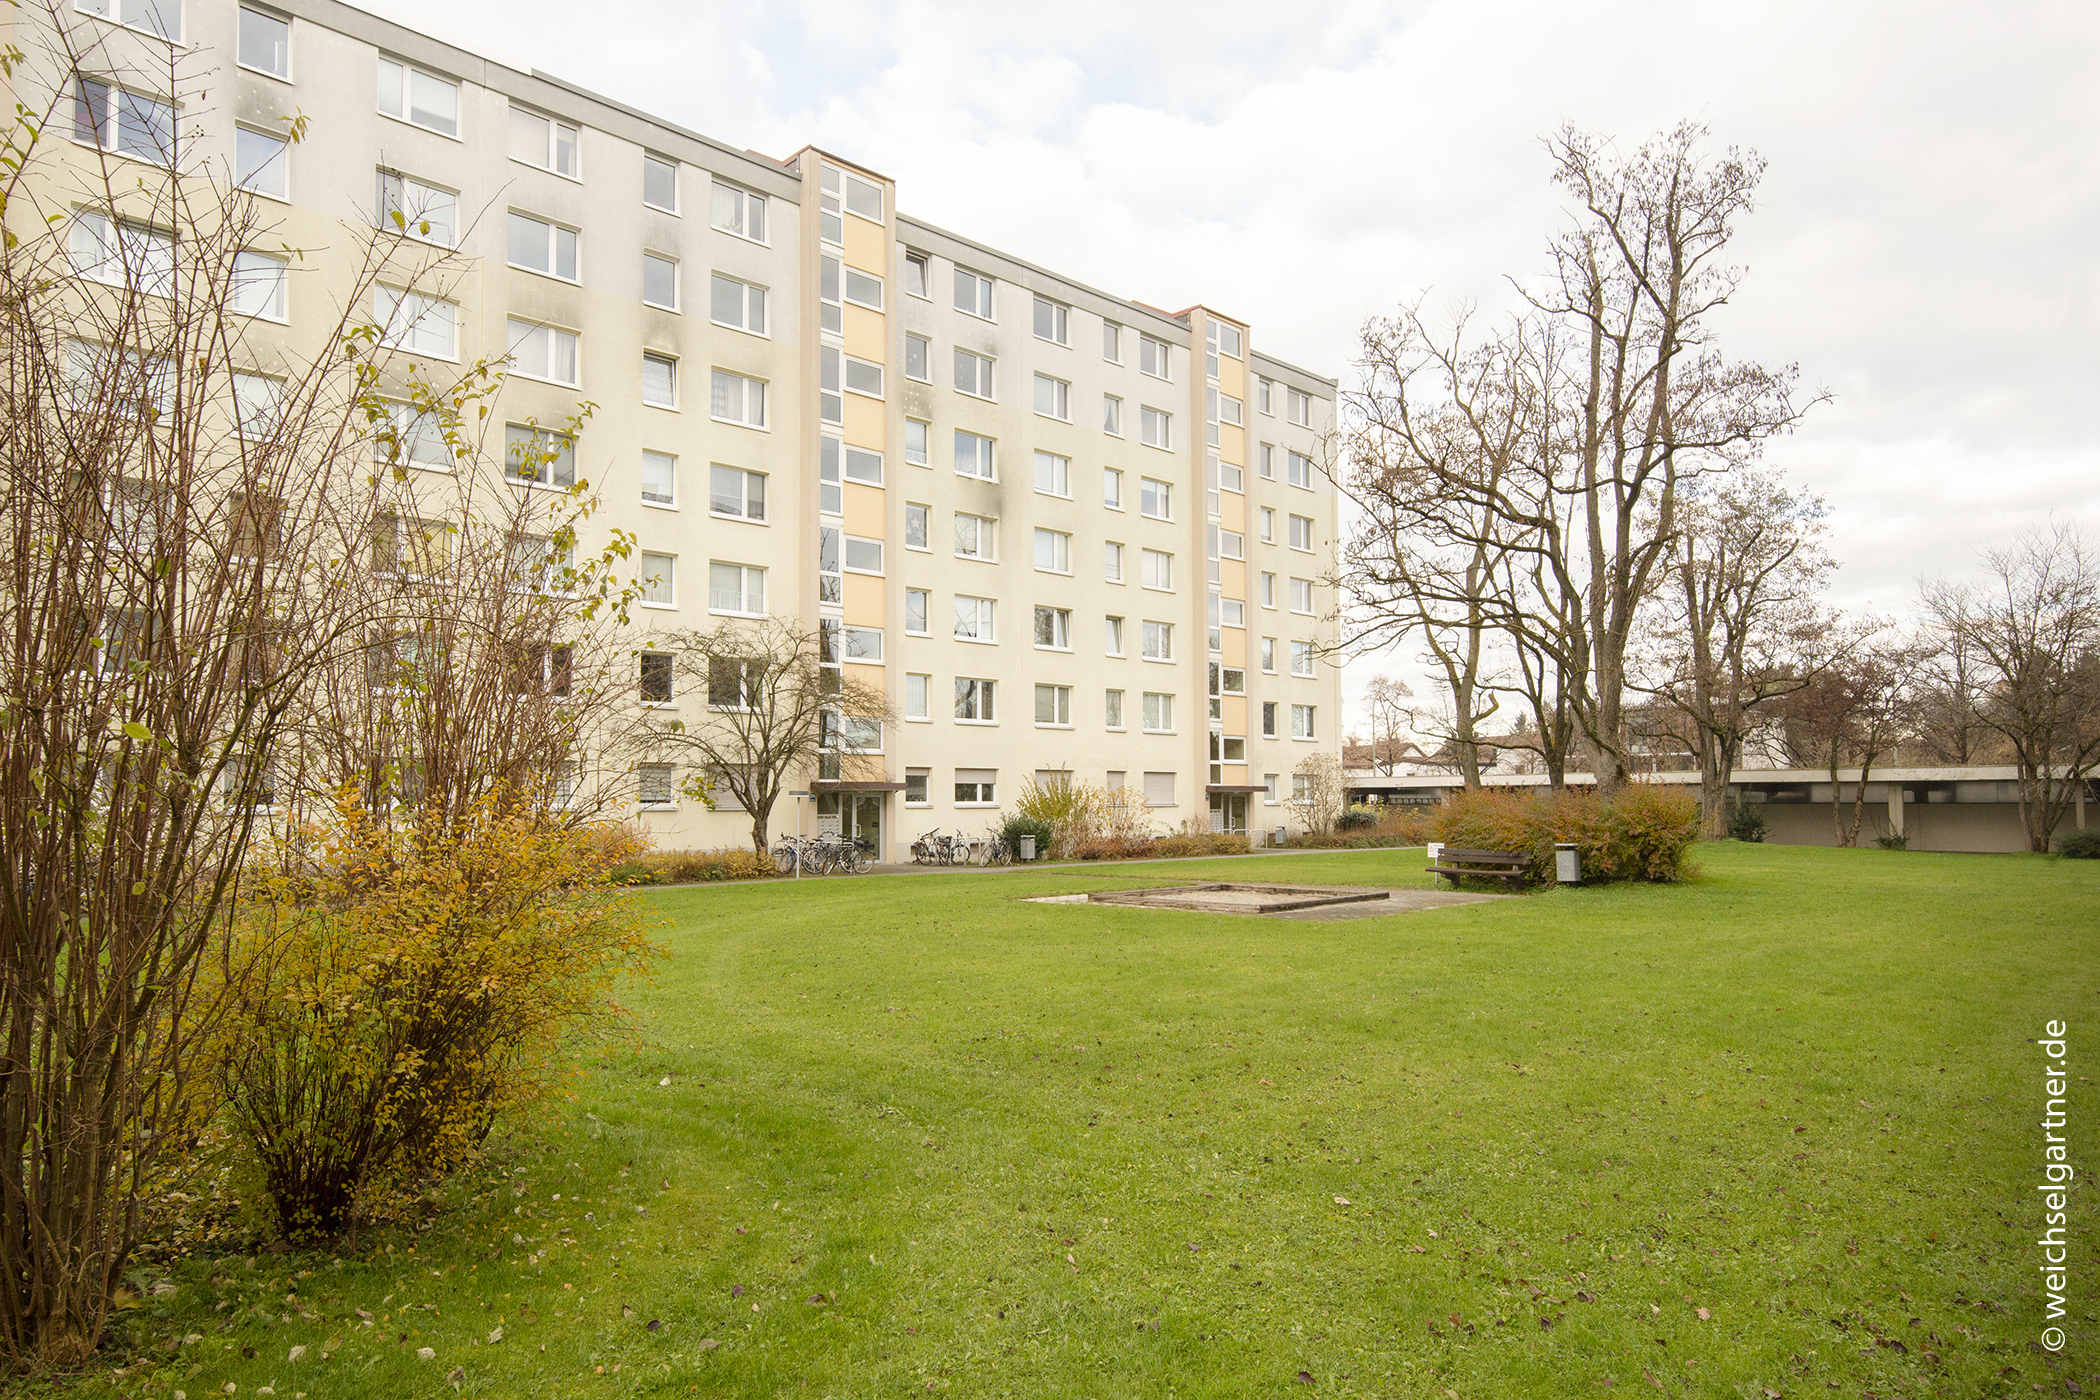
top-left (1274, 827), bottom-right (1289, 848)
top-left (1554, 843), bottom-right (1581, 885)
top-left (1019, 834), bottom-right (1036, 861)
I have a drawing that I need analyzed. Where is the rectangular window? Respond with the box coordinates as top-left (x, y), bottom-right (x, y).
top-left (634, 252), bottom-right (677, 310)
top-left (1220, 598), bottom-right (1245, 628)
top-left (235, 126), bottom-right (287, 198)
top-left (1221, 459), bottom-right (1244, 493)
top-left (239, 8), bottom-right (289, 76)
top-left (1033, 450), bottom-right (1071, 497)
top-left (1141, 549), bottom-right (1173, 591)
top-left (1219, 529), bottom-right (1245, 560)
top-left (818, 526), bottom-right (840, 602)
top-left (1033, 373), bottom-right (1070, 420)
top-left (643, 152), bottom-right (678, 212)
top-left (639, 653), bottom-right (674, 705)
top-left (1261, 637), bottom-right (1276, 672)
top-left (1288, 450), bottom-right (1315, 488)
top-left (1142, 693), bottom-right (1174, 733)
top-left (954, 267), bottom-right (994, 319)
top-left (1289, 577), bottom-right (1314, 614)
top-left (1218, 393), bottom-right (1243, 426)
top-left (1260, 506), bottom-right (1275, 543)
top-left (1139, 334), bottom-right (1171, 380)
top-left (1105, 615), bottom-right (1124, 656)
top-left (905, 588), bottom-right (930, 635)
top-left (507, 211), bottom-right (577, 280)
top-left (639, 552), bottom-right (676, 608)
top-left (1032, 606), bottom-right (1070, 649)
top-left (1033, 529), bottom-right (1071, 575)
top-left (711, 180), bottom-right (767, 242)
top-left (501, 423), bottom-right (575, 491)
top-left (1261, 701), bottom-right (1278, 738)
top-left (1104, 688), bottom-right (1124, 729)
top-left (954, 430), bottom-right (994, 480)
top-left (375, 287), bottom-right (456, 358)
top-left (709, 464), bottom-right (767, 519)
top-left (710, 370), bottom-right (767, 427)
top-left (373, 401), bottom-right (447, 471)
top-left (904, 333), bottom-right (929, 381)
top-left (955, 514), bottom-right (996, 562)
top-left (506, 318), bottom-right (579, 387)
top-left (953, 595), bottom-right (995, 641)
top-left (643, 351), bottom-right (678, 407)
top-left (641, 451), bottom-right (679, 507)
top-left (1034, 684), bottom-right (1072, 726)
top-left (1140, 406), bottom-right (1172, 449)
top-left (707, 273), bottom-right (767, 333)
top-left (1260, 443), bottom-right (1276, 479)
top-left (708, 561), bottom-right (766, 615)
top-left (904, 250), bottom-right (930, 298)
top-left (638, 761), bottom-right (675, 804)
top-left (844, 266), bottom-right (884, 310)
top-left (1258, 377), bottom-right (1274, 415)
top-left (508, 105), bottom-right (579, 177)
top-left (1033, 297), bottom-right (1069, 344)
top-left (229, 251), bottom-right (287, 320)
top-left (841, 626), bottom-right (883, 663)
top-left (376, 58), bottom-right (458, 138)
top-left (954, 767), bottom-right (997, 803)
top-left (843, 535), bottom-right (883, 575)
top-left (954, 348), bottom-right (995, 398)
top-left (905, 501), bottom-right (930, 550)
top-left (845, 355), bottom-right (884, 398)
top-left (954, 681), bottom-right (995, 724)
top-left (232, 374), bottom-right (280, 438)
top-left (905, 418), bottom-right (930, 467)
top-left (73, 79), bottom-right (176, 165)
top-left (1291, 640), bottom-right (1315, 676)
top-left (1104, 467), bottom-right (1123, 510)
top-left (1261, 572), bottom-right (1277, 608)
top-left (904, 674), bottom-right (930, 722)
top-left (1142, 621), bottom-right (1173, 661)
top-left (1140, 477), bottom-right (1172, 519)
top-left (376, 169), bottom-right (456, 245)
top-left (1103, 393), bottom-right (1122, 435)
top-left (1289, 514), bottom-right (1314, 550)
top-left (1104, 321), bottom-right (1123, 362)
top-left (905, 768), bottom-right (930, 804)
top-left (1288, 387), bottom-right (1313, 426)
top-left (1104, 541), bottom-right (1124, 583)
top-left (1292, 704), bottom-right (1316, 739)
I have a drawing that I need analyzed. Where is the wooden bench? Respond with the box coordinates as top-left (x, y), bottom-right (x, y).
top-left (1427, 848), bottom-right (1529, 887)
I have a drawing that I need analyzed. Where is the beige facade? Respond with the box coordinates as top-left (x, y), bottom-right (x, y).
top-left (16, 0), bottom-right (1342, 860)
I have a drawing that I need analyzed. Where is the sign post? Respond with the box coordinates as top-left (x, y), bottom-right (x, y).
top-left (790, 790), bottom-right (810, 880)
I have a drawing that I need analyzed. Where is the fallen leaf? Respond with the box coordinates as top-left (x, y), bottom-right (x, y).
top-left (1187, 1242), bottom-right (1200, 1253)
top-left (416, 1347), bottom-right (434, 1361)
top-left (1695, 1308), bottom-right (1710, 1321)
top-left (806, 1294), bottom-right (829, 1306)
top-left (730, 1285), bottom-right (744, 1299)
top-left (487, 1325), bottom-right (503, 1344)
top-left (1644, 1369), bottom-right (1663, 1389)
top-left (1333, 1196), bottom-right (1350, 1206)
top-left (697, 1338), bottom-right (718, 1351)
top-left (1574, 1291), bottom-right (1593, 1303)
top-left (446, 1366), bottom-right (464, 1384)
top-left (1295, 1371), bottom-right (1314, 1384)
top-left (659, 1076), bottom-right (672, 1086)
top-left (1259, 1078), bottom-right (1273, 1086)
top-left (286, 1346), bottom-right (305, 1363)
top-left (621, 1304), bottom-right (635, 1319)
top-left (646, 1319), bottom-right (663, 1332)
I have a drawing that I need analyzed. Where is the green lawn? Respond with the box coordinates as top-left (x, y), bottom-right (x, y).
top-left (69, 844), bottom-right (2100, 1398)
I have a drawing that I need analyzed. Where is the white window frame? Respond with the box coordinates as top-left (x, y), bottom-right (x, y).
top-left (1032, 605), bottom-right (1071, 651)
top-left (1139, 334), bottom-right (1171, 380)
top-left (1142, 692), bottom-right (1175, 734)
top-left (904, 333), bottom-right (931, 382)
top-left (904, 588), bottom-right (931, 636)
top-left (1140, 406), bottom-right (1173, 450)
top-left (235, 124), bottom-right (289, 200)
top-left (638, 551), bottom-right (677, 610)
top-left (507, 210), bottom-right (578, 282)
top-left (1289, 514), bottom-right (1314, 551)
top-left (954, 267), bottom-right (994, 320)
top-left (1140, 549), bottom-right (1174, 593)
top-left (710, 180), bottom-right (768, 243)
top-left (904, 674), bottom-right (932, 723)
top-left (237, 7), bottom-right (290, 79)
top-left (1033, 373), bottom-right (1070, 421)
top-left (376, 57), bottom-right (459, 139)
top-left (953, 681), bottom-right (996, 726)
top-left (376, 168), bottom-right (457, 247)
top-left (1104, 541), bottom-right (1124, 584)
top-left (1139, 477), bottom-right (1172, 521)
top-left (643, 351), bottom-right (678, 409)
top-left (708, 463), bottom-right (770, 522)
top-left (1033, 528), bottom-right (1072, 576)
top-left (1105, 616), bottom-right (1125, 657)
top-left (1103, 393), bottom-right (1122, 436)
top-left (1033, 295), bottom-right (1070, 346)
top-left (1141, 620), bottom-right (1173, 662)
top-left (508, 104), bottom-right (580, 179)
top-left (1033, 450), bottom-right (1071, 499)
top-left (710, 369), bottom-right (768, 429)
top-left (954, 430), bottom-right (995, 481)
top-left (1291, 640), bottom-right (1315, 678)
top-left (708, 560), bottom-right (767, 616)
top-left (1289, 577), bottom-right (1315, 615)
top-left (1034, 683), bottom-right (1073, 729)
top-left (954, 348), bottom-right (995, 400)
top-left (642, 251), bottom-right (682, 312)
top-left (953, 594), bottom-right (996, 643)
top-left (505, 317), bottom-right (580, 388)
top-left (904, 501), bottom-right (931, 552)
top-left (375, 286), bottom-right (457, 360)
top-left (642, 152), bottom-right (678, 213)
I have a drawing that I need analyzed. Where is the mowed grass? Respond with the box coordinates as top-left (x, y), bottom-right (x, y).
top-left (62, 844), bottom-right (2099, 1399)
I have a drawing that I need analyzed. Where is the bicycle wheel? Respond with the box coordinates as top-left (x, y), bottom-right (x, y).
top-left (772, 842), bottom-right (798, 875)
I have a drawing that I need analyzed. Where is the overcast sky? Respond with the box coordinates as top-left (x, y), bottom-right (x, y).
top-left (356, 0), bottom-right (2100, 734)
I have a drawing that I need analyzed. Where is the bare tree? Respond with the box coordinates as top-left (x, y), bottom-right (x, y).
top-left (1292, 752), bottom-right (1347, 837)
top-left (1775, 638), bottom-right (1923, 847)
top-left (0, 6), bottom-right (472, 1361)
top-left (1360, 675), bottom-right (1416, 775)
top-left (1639, 469), bottom-right (1840, 836)
top-left (1921, 522), bottom-right (2100, 851)
top-left (641, 618), bottom-right (894, 854)
top-left (1532, 123), bottom-right (1820, 795)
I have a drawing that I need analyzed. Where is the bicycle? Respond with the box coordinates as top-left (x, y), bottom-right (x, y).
top-left (976, 827), bottom-right (1014, 866)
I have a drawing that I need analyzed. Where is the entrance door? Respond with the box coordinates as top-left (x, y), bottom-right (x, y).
top-left (1208, 793), bottom-right (1248, 834)
top-left (817, 792), bottom-right (883, 855)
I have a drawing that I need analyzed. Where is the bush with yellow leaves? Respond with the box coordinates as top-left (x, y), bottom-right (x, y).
top-left (221, 789), bottom-right (660, 1243)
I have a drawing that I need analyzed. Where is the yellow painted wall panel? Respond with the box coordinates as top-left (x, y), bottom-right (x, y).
top-left (843, 572), bottom-right (885, 626)
top-left (1218, 424), bottom-right (1245, 463)
top-left (843, 391), bottom-right (886, 450)
top-left (844, 214), bottom-right (887, 274)
top-left (1222, 630), bottom-right (1247, 668)
top-left (1220, 559), bottom-right (1246, 596)
top-left (844, 302), bottom-right (885, 362)
top-left (1221, 696), bottom-right (1248, 733)
top-left (844, 481), bottom-right (886, 537)
top-left (1220, 490), bottom-right (1246, 532)
top-left (1221, 354), bottom-right (1247, 398)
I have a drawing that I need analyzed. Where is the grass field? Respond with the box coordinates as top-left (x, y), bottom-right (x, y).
top-left (62, 843), bottom-right (2100, 1398)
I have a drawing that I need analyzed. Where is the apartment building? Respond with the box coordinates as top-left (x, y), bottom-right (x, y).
top-left (19, 0), bottom-right (1341, 861)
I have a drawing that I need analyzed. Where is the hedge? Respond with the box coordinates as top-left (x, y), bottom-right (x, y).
top-left (1432, 786), bottom-right (1701, 885)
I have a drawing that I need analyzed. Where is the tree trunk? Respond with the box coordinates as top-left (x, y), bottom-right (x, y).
top-left (749, 793), bottom-right (777, 856)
